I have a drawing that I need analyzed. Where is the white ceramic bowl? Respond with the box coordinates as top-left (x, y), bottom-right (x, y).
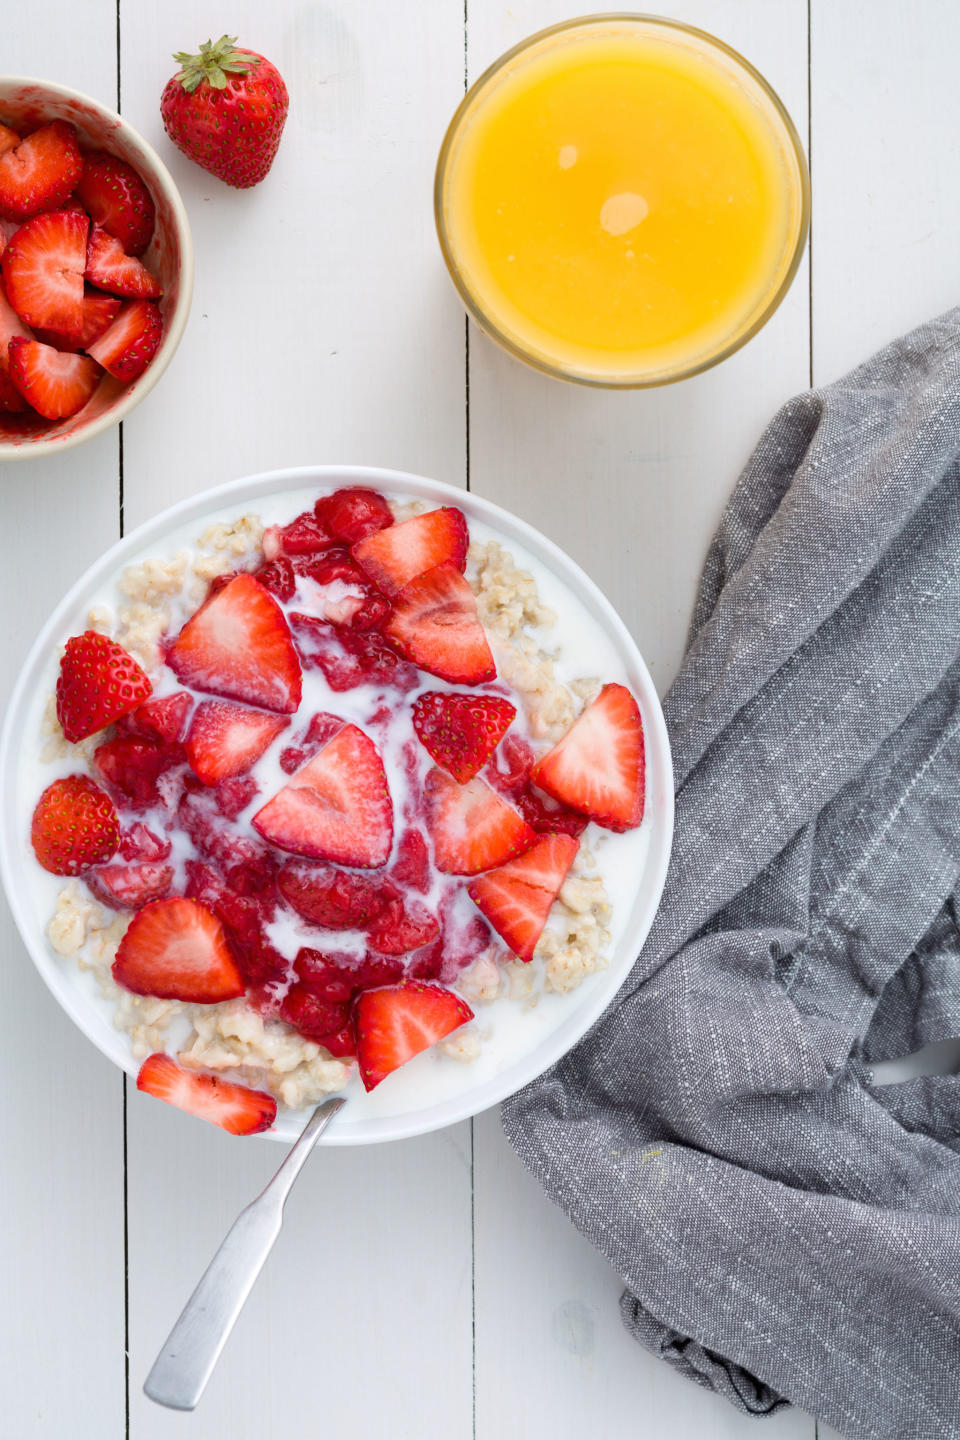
top-left (0, 466), bottom-right (673, 1143)
top-left (0, 77), bottom-right (193, 460)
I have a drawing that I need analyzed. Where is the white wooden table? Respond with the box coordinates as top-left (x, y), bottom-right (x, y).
top-left (2, 3), bottom-right (956, 1436)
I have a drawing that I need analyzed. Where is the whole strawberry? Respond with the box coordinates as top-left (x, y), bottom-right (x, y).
top-left (56, 630), bottom-right (153, 743)
top-left (31, 775), bottom-right (120, 875)
top-left (160, 35), bottom-right (289, 189)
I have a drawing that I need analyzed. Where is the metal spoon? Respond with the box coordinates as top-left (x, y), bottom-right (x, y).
top-left (144, 1095), bottom-right (346, 1410)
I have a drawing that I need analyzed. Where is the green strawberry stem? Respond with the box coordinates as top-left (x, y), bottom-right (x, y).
top-left (171, 35), bottom-right (260, 93)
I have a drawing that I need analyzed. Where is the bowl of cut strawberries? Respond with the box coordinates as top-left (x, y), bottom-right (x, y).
top-left (0, 77), bottom-right (193, 459)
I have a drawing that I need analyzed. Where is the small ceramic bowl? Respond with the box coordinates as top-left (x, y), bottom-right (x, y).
top-left (0, 77), bottom-right (193, 461)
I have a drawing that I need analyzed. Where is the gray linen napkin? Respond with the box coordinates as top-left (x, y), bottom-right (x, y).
top-left (501, 309), bottom-right (960, 1440)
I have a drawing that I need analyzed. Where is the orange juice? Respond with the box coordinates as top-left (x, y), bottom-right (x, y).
top-left (436, 16), bottom-right (809, 386)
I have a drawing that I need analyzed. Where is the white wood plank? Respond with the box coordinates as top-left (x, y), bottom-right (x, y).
top-left (0, 10), bottom-right (127, 1438)
top-left (116, 4), bottom-right (474, 1436)
top-left (468, 3), bottom-right (815, 1438)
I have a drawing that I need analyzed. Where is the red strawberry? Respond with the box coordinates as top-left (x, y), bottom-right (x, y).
top-left (278, 711), bottom-right (346, 773)
top-left (86, 861), bottom-right (174, 911)
top-left (532, 683), bottom-right (645, 830)
top-left (94, 735), bottom-right (182, 808)
top-left (7, 337), bottom-right (100, 419)
top-left (0, 126), bottom-right (19, 160)
top-left (0, 278), bottom-right (30, 413)
top-left (166, 572), bottom-right (302, 714)
top-left (412, 691), bottom-right (516, 783)
top-left (352, 507), bottom-right (467, 596)
top-left (278, 861), bottom-right (392, 929)
top-left (293, 950), bottom-right (356, 1005)
top-left (31, 775), bottom-right (119, 876)
top-left (291, 612), bottom-right (418, 693)
top-left (424, 768), bottom-right (535, 876)
top-left (353, 981), bottom-right (474, 1091)
top-left (313, 1024), bottom-right (355, 1059)
top-left (254, 555), bottom-right (296, 602)
top-left (182, 859), bottom-right (285, 987)
top-left (120, 691), bottom-right (192, 744)
top-left (87, 298), bottom-right (162, 381)
top-left (278, 511), bottom-right (333, 555)
top-left (366, 898), bottom-right (440, 956)
top-left (215, 774), bottom-right (260, 819)
top-left (252, 724), bottom-right (393, 867)
top-left (0, 121), bottom-right (83, 221)
top-left (35, 290), bottom-right (123, 352)
top-left (113, 896), bottom-right (245, 1002)
top-left (56, 630), bottom-right (152, 742)
top-left (185, 700), bottom-right (288, 786)
top-left (293, 548), bottom-right (390, 631)
top-left (314, 487), bottom-right (394, 546)
top-left (468, 834), bottom-right (579, 962)
top-left (516, 785), bottom-right (589, 838)
top-left (279, 984), bottom-right (351, 1043)
top-left (85, 224), bottom-right (162, 299)
top-left (136, 1053), bottom-right (276, 1134)
top-left (75, 150), bottom-right (155, 255)
top-left (119, 822), bottom-right (171, 862)
top-left (391, 828), bottom-right (430, 893)
top-left (160, 35), bottom-right (289, 189)
top-left (2, 210), bottom-right (88, 338)
top-left (385, 565), bottom-right (495, 685)
top-left (177, 790), bottom-right (277, 895)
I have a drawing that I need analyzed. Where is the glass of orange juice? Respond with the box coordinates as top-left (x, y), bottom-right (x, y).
top-left (435, 14), bottom-right (810, 387)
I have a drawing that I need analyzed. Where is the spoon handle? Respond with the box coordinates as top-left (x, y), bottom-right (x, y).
top-left (143, 1096), bottom-right (346, 1411)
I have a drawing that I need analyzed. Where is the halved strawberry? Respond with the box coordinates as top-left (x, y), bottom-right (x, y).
top-left (278, 984), bottom-right (351, 1043)
top-left (0, 121), bottom-right (83, 220)
top-left (354, 981), bottom-right (474, 1091)
top-left (75, 150), bottom-right (155, 255)
top-left (166, 572), bottom-right (302, 714)
top-left (352, 507), bottom-right (467, 596)
top-left (314, 487), bottom-right (394, 546)
top-left (113, 896), bottom-right (245, 1002)
top-left (412, 691), bottom-right (515, 783)
top-left (2, 209), bottom-right (88, 338)
top-left (119, 690), bottom-right (193, 744)
top-left (366, 897), bottom-right (440, 956)
top-left (84, 223), bottom-right (162, 299)
top-left (423, 768), bottom-right (535, 875)
top-left (468, 834), bottom-right (579, 962)
top-left (185, 700), bottom-right (289, 786)
top-left (532, 683), bottom-right (645, 830)
top-left (87, 298), bottom-right (162, 381)
top-left (7, 337), bottom-right (100, 419)
top-left (31, 774), bottom-right (119, 876)
top-left (86, 861), bottom-right (174, 911)
top-left (56, 630), bottom-right (152, 742)
top-left (136, 1053), bottom-right (276, 1135)
top-left (278, 860), bottom-right (391, 928)
top-left (252, 724), bottom-right (393, 867)
top-left (385, 564), bottom-right (495, 685)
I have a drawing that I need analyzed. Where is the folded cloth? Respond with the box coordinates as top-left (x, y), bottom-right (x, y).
top-left (502, 309), bottom-right (960, 1440)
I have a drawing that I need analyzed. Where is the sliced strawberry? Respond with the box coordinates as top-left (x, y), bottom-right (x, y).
top-left (254, 555), bottom-right (296, 602)
top-left (184, 700), bottom-right (289, 786)
top-left (34, 289), bottom-right (122, 352)
top-left (468, 834), bottom-right (579, 962)
top-left (0, 121), bottom-right (83, 221)
top-left (412, 691), bottom-right (515, 783)
top-left (2, 209), bottom-right (88, 339)
top-left (314, 487), bottom-right (394, 546)
top-left (366, 898), bottom-right (440, 956)
top-left (290, 613), bottom-right (418, 693)
top-left (279, 984), bottom-right (351, 1043)
top-left (385, 565), bottom-right (495, 685)
top-left (354, 981), bottom-right (474, 1091)
top-left (87, 297), bottom-right (162, 381)
top-left (182, 859), bottom-right (285, 987)
top-left (424, 768), bottom-right (535, 876)
top-left (278, 860), bottom-right (392, 928)
top-left (119, 691), bottom-right (193, 744)
top-left (113, 896), bottom-right (245, 1002)
top-left (278, 510), bottom-right (334, 554)
top-left (136, 1053), bottom-right (276, 1135)
top-left (56, 630), bottom-right (152, 742)
top-left (352, 507), bottom-right (468, 596)
top-left (166, 572), bottom-right (302, 714)
top-left (252, 724), bottom-right (393, 867)
top-left (0, 126), bottom-right (19, 160)
top-left (0, 276), bottom-right (32, 366)
top-left (391, 828), bottom-right (430, 893)
top-left (94, 735), bottom-right (183, 808)
top-left (119, 822), bottom-right (171, 862)
top-left (516, 785), bottom-right (589, 838)
top-left (7, 337), bottom-right (100, 419)
top-left (75, 150), bottom-right (155, 255)
top-left (532, 683), bottom-right (645, 830)
top-left (86, 861), bottom-right (174, 911)
top-left (84, 223), bottom-right (162, 298)
top-left (31, 775), bottom-right (119, 876)
top-left (0, 366), bottom-right (27, 414)
top-left (215, 774), bottom-right (260, 819)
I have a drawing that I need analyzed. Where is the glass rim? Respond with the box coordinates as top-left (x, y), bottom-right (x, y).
top-left (434, 12), bottom-right (812, 389)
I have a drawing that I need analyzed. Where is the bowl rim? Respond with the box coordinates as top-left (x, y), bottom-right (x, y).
top-left (0, 464), bottom-right (674, 1144)
top-left (0, 75), bottom-right (194, 461)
